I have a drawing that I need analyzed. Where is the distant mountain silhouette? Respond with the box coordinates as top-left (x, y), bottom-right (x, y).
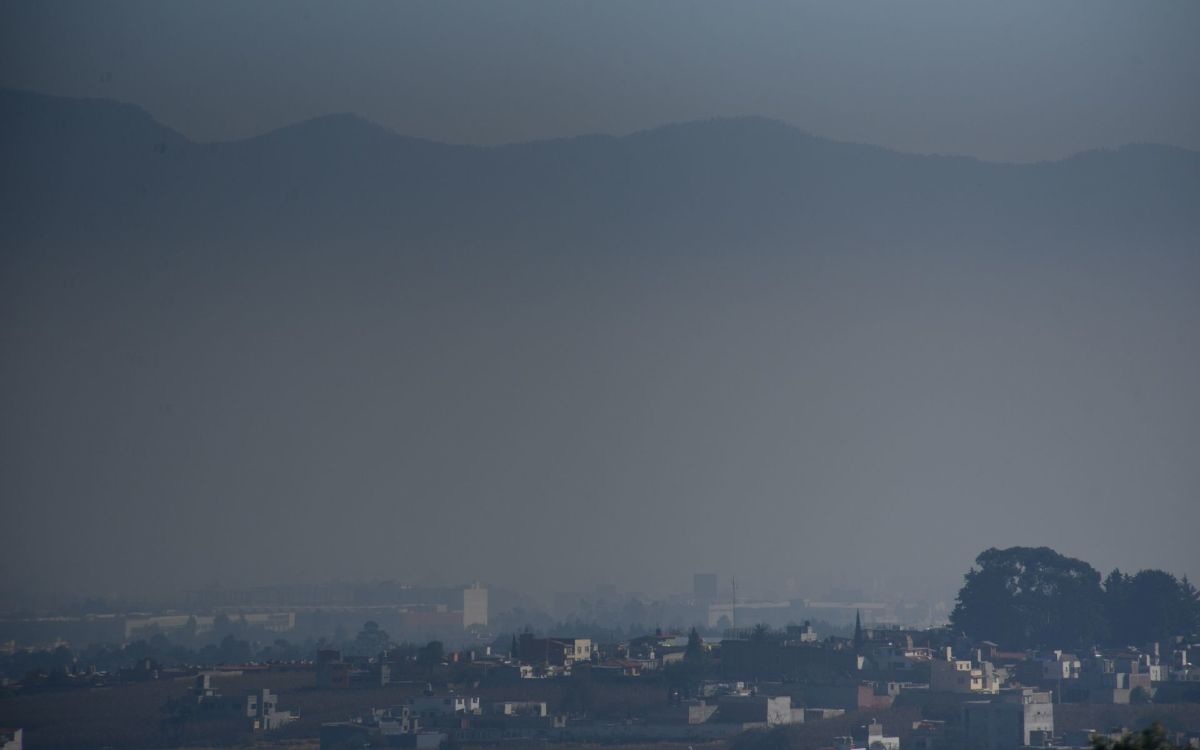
top-left (2, 88), bottom-right (1198, 253)
top-left (3, 91), bottom-right (1198, 600)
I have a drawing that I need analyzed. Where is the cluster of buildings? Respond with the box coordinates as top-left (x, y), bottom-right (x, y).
top-left (899, 687), bottom-right (1055, 750)
top-left (834, 719), bottom-right (901, 750)
top-left (307, 610), bottom-right (1199, 748)
top-left (1008, 646), bottom-right (1196, 704)
top-left (4, 574), bottom-right (1198, 749)
top-left (146, 583), bottom-right (487, 639)
top-left (826, 619), bottom-right (1200, 702)
top-left (191, 673), bottom-right (298, 732)
top-left (552, 575), bottom-right (928, 632)
top-left (320, 695), bottom-right (565, 749)
top-left (862, 632), bottom-right (1200, 706)
top-left (512, 634), bottom-right (594, 672)
top-left (318, 683), bottom-right (812, 750)
top-left (0, 584), bottom-right (490, 651)
top-left (123, 612), bottom-right (297, 639)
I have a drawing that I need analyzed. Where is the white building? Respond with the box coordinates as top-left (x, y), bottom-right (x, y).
top-left (245, 689), bottom-right (297, 731)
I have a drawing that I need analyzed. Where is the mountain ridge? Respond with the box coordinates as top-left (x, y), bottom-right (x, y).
top-left (2, 89), bottom-right (1198, 254)
top-left (6, 88), bottom-right (1197, 164)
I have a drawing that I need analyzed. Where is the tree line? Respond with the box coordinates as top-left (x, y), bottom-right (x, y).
top-left (950, 546), bottom-right (1200, 650)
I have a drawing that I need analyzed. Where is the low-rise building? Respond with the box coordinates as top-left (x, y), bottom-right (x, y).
top-left (930, 648), bottom-right (1000, 694)
top-left (315, 649), bottom-right (389, 689)
top-left (1041, 651), bottom-right (1082, 680)
top-left (908, 719), bottom-right (949, 750)
top-left (805, 708), bottom-right (846, 721)
top-left (410, 694), bottom-right (481, 718)
top-left (245, 688), bottom-right (297, 731)
top-left (962, 688), bottom-right (1054, 750)
top-left (489, 701), bottom-right (547, 717)
top-left (796, 681), bottom-right (894, 711)
top-left (516, 635), bottom-right (593, 667)
top-left (321, 706), bottom-right (443, 750)
top-left (713, 694), bottom-right (799, 727)
top-left (0, 728), bottom-right (22, 750)
top-left (833, 720), bottom-right (899, 750)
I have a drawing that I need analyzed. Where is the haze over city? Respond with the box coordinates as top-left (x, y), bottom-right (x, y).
top-left (4, 4), bottom-right (1200, 750)
top-left (2, 0), bottom-right (1199, 608)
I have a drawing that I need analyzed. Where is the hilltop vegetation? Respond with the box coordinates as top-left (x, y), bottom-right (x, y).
top-left (951, 547), bottom-right (1200, 650)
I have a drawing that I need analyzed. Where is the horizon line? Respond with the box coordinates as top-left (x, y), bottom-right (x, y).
top-left (5, 86), bottom-right (1195, 167)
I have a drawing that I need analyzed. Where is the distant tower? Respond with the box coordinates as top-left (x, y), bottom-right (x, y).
top-left (853, 609), bottom-right (864, 653)
top-left (462, 583), bottom-right (488, 629)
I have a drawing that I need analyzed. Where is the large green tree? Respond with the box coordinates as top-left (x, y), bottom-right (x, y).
top-left (950, 546), bottom-right (1106, 649)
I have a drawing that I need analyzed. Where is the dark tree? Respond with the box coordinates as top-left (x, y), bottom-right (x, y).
top-left (1104, 569), bottom-right (1200, 647)
top-left (950, 546), bottom-right (1106, 649)
top-left (685, 627), bottom-right (704, 661)
top-left (1092, 722), bottom-right (1183, 749)
top-left (418, 640), bottom-right (444, 668)
top-left (1184, 576), bottom-right (1200, 636)
top-left (750, 623), bottom-right (770, 643)
top-left (1103, 568), bottom-right (1129, 639)
top-left (352, 620), bottom-right (391, 657)
top-left (217, 634), bottom-right (251, 664)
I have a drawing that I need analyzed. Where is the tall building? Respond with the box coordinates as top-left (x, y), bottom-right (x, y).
top-left (694, 573), bottom-right (718, 600)
top-left (462, 584), bottom-right (488, 628)
top-left (962, 688), bottom-right (1054, 750)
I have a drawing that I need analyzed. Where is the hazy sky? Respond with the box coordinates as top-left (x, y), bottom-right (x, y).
top-left (4, 232), bottom-right (1198, 604)
top-left (3, 1), bottom-right (1200, 161)
top-left (2, 2), bottom-right (1199, 609)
